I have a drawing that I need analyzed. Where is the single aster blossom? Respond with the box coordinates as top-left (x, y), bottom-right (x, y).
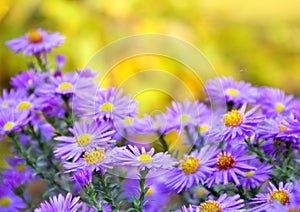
top-left (0, 187), bottom-right (26, 212)
top-left (164, 146), bottom-right (218, 193)
top-left (70, 168), bottom-right (93, 186)
top-left (257, 118), bottom-right (298, 143)
top-left (248, 182), bottom-right (293, 211)
top-left (37, 72), bottom-right (79, 95)
top-left (54, 120), bottom-right (115, 161)
top-left (6, 29), bottom-right (65, 56)
top-left (209, 104), bottom-right (264, 143)
top-left (63, 147), bottom-right (114, 174)
top-left (75, 87), bottom-right (138, 124)
top-left (0, 109), bottom-right (29, 137)
top-left (34, 192), bottom-right (82, 212)
top-left (257, 87), bottom-right (296, 118)
top-left (164, 99), bottom-right (208, 133)
top-left (13, 93), bottom-right (36, 112)
top-left (204, 76), bottom-right (257, 107)
top-left (0, 88), bottom-right (26, 110)
top-left (206, 147), bottom-right (257, 187)
top-left (2, 157), bottom-right (35, 189)
top-left (134, 114), bottom-right (167, 134)
top-left (10, 68), bottom-right (48, 91)
top-left (112, 145), bottom-right (176, 172)
top-left (240, 161), bottom-right (272, 190)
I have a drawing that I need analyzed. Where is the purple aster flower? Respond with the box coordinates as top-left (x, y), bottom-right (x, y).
top-left (206, 147), bottom-right (257, 187)
top-left (181, 194), bottom-right (244, 212)
top-left (114, 115), bottom-right (138, 137)
top-left (34, 95), bottom-right (66, 118)
top-left (0, 187), bottom-right (26, 211)
top-left (164, 145), bottom-right (218, 193)
top-left (209, 104), bottom-right (264, 143)
top-left (240, 160), bottom-right (272, 190)
top-left (37, 72), bottom-right (79, 96)
top-left (123, 177), bottom-right (169, 211)
top-left (112, 145), bottom-right (176, 173)
top-left (180, 204), bottom-right (198, 212)
top-left (10, 68), bottom-right (48, 90)
top-left (204, 76), bottom-right (257, 107)
top-left (0, 88), bottom-right (25, 110)
top-left (6, 29), bottom-right (65, 56)
top-left (134, 114), bottom-right (167, 134)
top-left (2, 157), bottom-right (35, 189)
top-left (34, 192), bottom-right (82, 212)
top-left (0, 109), bottom-right (29, 137)
top-left (63, 147), bottom-right (114, 173)
top-left (248, 181), bottom-right (293, 211)
top-left (257, 87), bottom-right (296, 118)
top-left (257, 117), bottom-right (299, 143)
top-left (164, 99), bottom-right (211, 134)
top-left (75, 87), bottom-right (138, 124)
top-left (54, 120), bottom-right (115, 161)
top-left (13, 93), bottom-right (37, 112)
top-left (56, 54), bottom-right (66, 68)
top-left (70, 168), bottom-right (93, 186)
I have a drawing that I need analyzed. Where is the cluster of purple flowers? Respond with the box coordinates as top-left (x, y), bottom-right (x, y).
top-left (0, 29), bottom-right (300, 212)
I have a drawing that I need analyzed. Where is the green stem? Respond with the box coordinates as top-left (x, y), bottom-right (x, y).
top-left (157, 132), bottom-right (168, 152)
top-left (85, 184), bottom-right (103, 212)
top-left (134, 168), bottom-right (149, 211)
top-left (98, 173), bottom-right (117, 209)
top-left (9, 133), bottom-right (68, 194)
top-left (34, 54), bottom-right (47, 72)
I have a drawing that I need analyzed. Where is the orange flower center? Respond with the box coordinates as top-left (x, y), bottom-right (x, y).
top-left (27, 30), bottom-right (43, 43)
top-left (216, 152), bottom-right (235, 170)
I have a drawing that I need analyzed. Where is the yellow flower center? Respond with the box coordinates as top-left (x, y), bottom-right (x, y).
top-left (137, 154), bottom-right (152, 164)
top-left (223, 110), bottom-right (244, 127)
top-left (3, 122), bottom-right (14, 131)
top-left (226, 88), bottom-right (240, 97)
top-left (15, 164), bottom-right (27, 171)
top-left (216, 152), bottom-right (235, 170)
top-left (199, 200), bottom-right (222, 212)
top-left (278, 124), bottom-right (287, 132)
top-left (180, 115), bottom-right (190, 122)
top-left (2, 101), bottom-right (8, 108)
top-left (269, 189), bottom-right (290, 205)
top-left (100, 102), bottom-right (114, 112)
top-left (154, 121), bottom-right (161, 128)
top-left (124, 117), bottom-right (134, 125)
top-left (199, 125), bottom-right (209, 133)
top-left (146, 187), bottom-right (154, 196)
top-left (273, 139), bottom-right (285, 146)
top-left (83, 148), bottom-right (105, 165)
top-left (0, 197), bottom-right (11, 207)
top-left (180, 156), bottom-right (200, 175)
top-left (27, 30), bottom-right (43, 43)
top-left (58, 82), bottom-right (73, 91)
top-left (275, 103), bottom-right (285, 113)
top-left (245, 171), bottom-right (255, 178)
top-left (16, 101), bottom-right (31, 110)
top-left (76, 134), bottom-right (92, 146)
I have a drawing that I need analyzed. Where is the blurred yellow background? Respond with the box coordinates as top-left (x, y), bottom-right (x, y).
top-left (1, 0), bottom-right (300, 93)
top-left (1, 0), bottom-right (300, 164)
